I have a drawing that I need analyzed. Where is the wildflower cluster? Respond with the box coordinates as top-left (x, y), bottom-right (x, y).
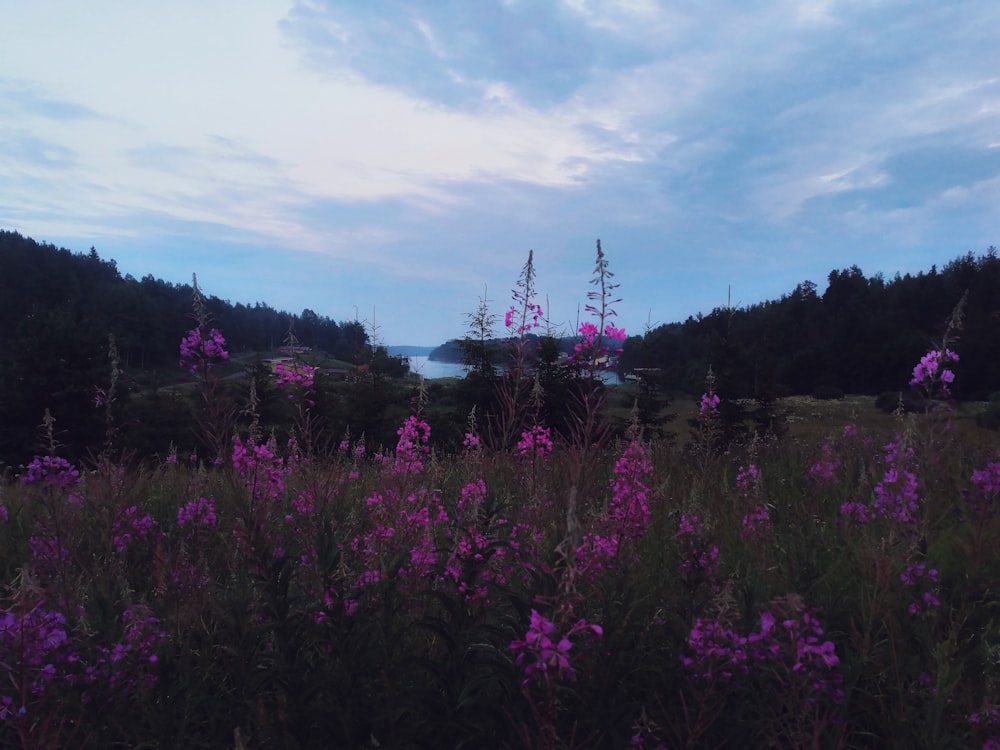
top-left (840, 435), bottom-right (919, 527)
top-left (690, 369), bottom-right (723, 458)
top-left (28, 535), bottom-right (72, 579)
top-left (0, 605), bottom-right (73, 718)
top-left (21, 456), bottom-right (80, 490)
top-left (577, 440), bottom-right (653, 575)
top-left (274, 362), bottom-right (317, 392)
top-left (510, 610), bottom-right (602, 686)
top-left (565, 240), bottom-right (625, 375)
top-left (232, 435), bottom-right (287, 504)
top-left (682, 598), bottom-right (844, 733)
top-left (699, 390), bottom-right (720, 419)
top-left (87, 605), bottom-right (164, 697)
top-left (569, 321), bottom-right (627, 371)
top-left (910, 348), bottom-right (959, 398)
top-left (899, 562), bottom-right (941, 617)
top-left (444, 484), bottom-right (542, 604)
top-left (111, 506), bottom-right (158, 554)
top-left (350, 488), bottom-right (449, 590)
top-left (394, 415), bottom-right (431, 475)
top-left (462, 431), bottom-right (481, 453)
top-left (179, 327), bottom-right (228, 374)
top-left (810, 440), bottom-right (841, 485)
top-left (516, 424), bottom-right (554, 463)
top-left (964, 461), bottom-right (1000, 520)
top-left (681, 618), bottom-right (750, 683)
top-left (505, 248), bottom-right (543, 338)
top-left (741, 505), bottom-right (772, 542)
top-left (21, 456), bottom-right (83, 511)
top-left (176, 496), bottom-right (218, 530)
top-left (872, 437), bottom-right (920, 526)
top-left (748, 601), bottom-right (844, 705)
top-left (737, 464), bottom-right (771, 541)
top-left (606, 440), bottom-right (653, 537)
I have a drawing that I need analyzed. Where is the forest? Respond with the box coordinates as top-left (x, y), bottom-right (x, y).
top-left (2, 230), bottom-right (1000, 469)
top-left (0, 231), bottom-right (375, 466)
top-left (620, 251), bottom-right (1000, 402)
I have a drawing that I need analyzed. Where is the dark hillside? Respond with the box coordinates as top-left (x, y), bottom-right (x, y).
top-left (3, 230), bottom-right (1000, 465)
top-left (0, 231), bottom-right (369, 464)
top-left (620, 250), bottom-right (1000, 400)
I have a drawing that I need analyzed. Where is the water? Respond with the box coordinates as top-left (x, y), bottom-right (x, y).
top-left (407, 355), bottom-right (468, 380)
top-left (407, 355), bottom-right (622, 385)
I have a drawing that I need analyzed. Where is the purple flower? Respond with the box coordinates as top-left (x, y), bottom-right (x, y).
top-left (699, 391), bottom-right (720, 419)
top-left (394, 416), bottom-right (431, 475)
top-left (510, 610), bottom-right (602, 685)
top-left (177, 496), bottom-right (217, 529)
top-left (910, 348), bottom-right (959, 397)
top-left (21, 455), bottom-right (80, 489)
top-left (179, 327), bottom-right (229, 374)
top-left (516, 425), bottom-right (553, 462)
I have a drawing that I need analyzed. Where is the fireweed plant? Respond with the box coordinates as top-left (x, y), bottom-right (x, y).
top-left (3, 266), bottom-right (1000, 749)
top-left (566, 240), bottom-right (626, 457)
top-left (489, 249), bottom-right (546, 451)
top-left (272, 323), bottom-right (324, 455)
top-left (179, 274), bottom-right (234, 461)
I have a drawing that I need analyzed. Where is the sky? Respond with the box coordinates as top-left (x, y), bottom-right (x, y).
top-left (2, 1), bottom-right (999, 346)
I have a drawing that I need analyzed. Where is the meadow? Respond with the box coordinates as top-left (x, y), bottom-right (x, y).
top-left (1, 253), bottom-right (999, 749)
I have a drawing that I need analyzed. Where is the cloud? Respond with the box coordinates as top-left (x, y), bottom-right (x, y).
top-left (281, 0), bottom-right (654, 109)
top-left (0, 78), bottom-right (103, 121)
top-left (0, 134), bottom-right (77, 169)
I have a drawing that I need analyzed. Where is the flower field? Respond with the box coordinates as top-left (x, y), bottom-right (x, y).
top-left (3, 385), bottom-right (1000, 748)
top-left (2, 250), bottom-right (999, 749)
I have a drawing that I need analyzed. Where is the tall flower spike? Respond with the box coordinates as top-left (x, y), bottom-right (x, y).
top-left (569, 240), bottom-right (626, 373)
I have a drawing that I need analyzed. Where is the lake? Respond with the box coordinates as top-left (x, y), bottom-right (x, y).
top-left (407, 355), bottom-right (469, 380)
top-left (406, 355), bottom-right (622, 385)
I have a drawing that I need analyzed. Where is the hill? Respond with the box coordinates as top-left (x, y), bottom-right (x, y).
top-left (0, 230), bottom-right (371, 464)
top-left (619, 252), bottom-right (1000, 401)
top-left (3, 229), bottom-right (1000, 465)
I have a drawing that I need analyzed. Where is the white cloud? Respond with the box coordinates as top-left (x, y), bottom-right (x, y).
top-left (1, 1), bottom-right (653, 252)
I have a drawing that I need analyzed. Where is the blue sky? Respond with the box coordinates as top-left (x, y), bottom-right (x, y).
top-left (2, 1), bottom-right (999, 346)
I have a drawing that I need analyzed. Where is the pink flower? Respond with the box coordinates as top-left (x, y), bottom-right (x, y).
top-left (516, 425), bottom-right (553, 462)
top-left (275, 362), bottom-right (317, 391)
top-left (177, 496), bottom-right (217, 529)
top-left (699, 391), bottom-right (720, 419)
top-left (510, 610), bottom-right (602, 685)
top-left (179, 327), bottom-right (228, 373)
top-left (394, 416), bottom-right (431, 475)
top-left (910, 348), bottom-right (959, 397)
top-left (604, 324), bottom-right (627, 342)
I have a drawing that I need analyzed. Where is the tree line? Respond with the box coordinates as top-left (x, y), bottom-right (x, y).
top-left (620, 249), bottom-right (1000, 402)
top-left (0, 231), bottom-right (370, 465)
top-left (3, 229), bottom-right (999, 466)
